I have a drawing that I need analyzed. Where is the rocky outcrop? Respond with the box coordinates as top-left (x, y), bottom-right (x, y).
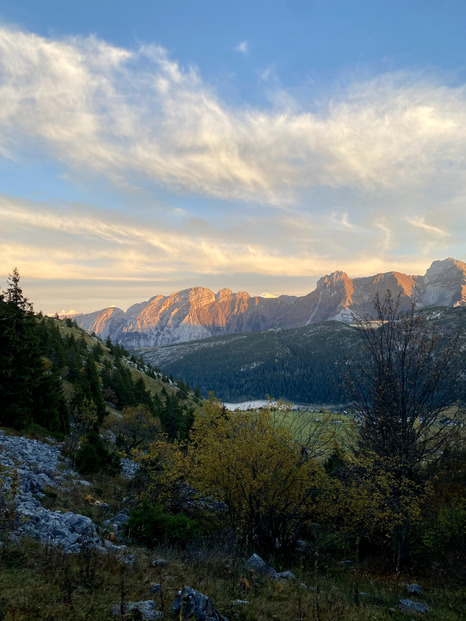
top-left (246, 553), bottom-right (298, 583)
top-left (111, 585), bottom-right (229, 621)
top-left (0, 430), bottom-right (124, 554)
top-left (73, 258), bottom-right (466, 347)
top-left (112, 600), bottom-right (163, 619)
top-left (398, 599), bottom-right (429, 614)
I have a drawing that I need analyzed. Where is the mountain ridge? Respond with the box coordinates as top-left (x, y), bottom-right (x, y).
top-left (72, 257), bottom-right (466, 347)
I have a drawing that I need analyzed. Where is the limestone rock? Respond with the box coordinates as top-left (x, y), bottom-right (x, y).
top-left (112, 600), bottom-right (163, 619)
top-left (73, 258), bottom-right (466, 347)
top-left (398, 598), bottom-right (429, 614)
top-left (407, 583), bottom-right (424, 595)
top-left (0, 430), bottom-right (101, 553)
top-left (172, 586), bottom-right (228, 621)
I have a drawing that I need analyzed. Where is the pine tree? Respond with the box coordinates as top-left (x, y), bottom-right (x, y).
top-left (0, 269), bottom-right (69, 433)
top-left (0, 269), bottom-right (41, 427)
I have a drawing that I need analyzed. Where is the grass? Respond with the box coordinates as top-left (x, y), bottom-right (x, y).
top-left (1, 462), bottom-right (464, 620)
top-left (0, 535), bottom-right (465, 620)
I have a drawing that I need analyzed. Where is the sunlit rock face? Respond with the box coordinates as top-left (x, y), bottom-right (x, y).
top-left (73, 258), bottom-right (466, 347)
top-left (417, 258), bottom-right (466, 308)
top-left (74, 307), bottom-right (126, 340)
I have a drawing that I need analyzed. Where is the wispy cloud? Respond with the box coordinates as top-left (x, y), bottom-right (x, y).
top-left (1, 26), bottom-right (465, 313)
top-left (1, 27), bottom-right (466, 207)
top-left (2, 195), bottom-right (455, 301)
top-left (235, 40), bottom-right (248, 54)
top-left (408, 217), bottom-right (451, 237)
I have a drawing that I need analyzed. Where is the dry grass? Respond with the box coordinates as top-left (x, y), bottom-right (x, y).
top-left (0, 534), bottom-right (465, 620)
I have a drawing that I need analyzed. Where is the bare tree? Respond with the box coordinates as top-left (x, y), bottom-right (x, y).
top-left (346, 291), bottom-right (463, 477)
top-left (343, 291), bottom-right (464, 566)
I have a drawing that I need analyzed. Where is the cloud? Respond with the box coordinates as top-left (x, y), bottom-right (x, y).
top-left (235, 40), bottom-right (248, 54)
top-left (1, 26), bottom-right (465, 314)
top-left (2, 194), bottom-right (457, 290)
top-left (3, 190), bottom-right (462, 314)
top-left (1, 27), bottom-right (466, 207)
top-left (407, 217), bottom-right (450, 237)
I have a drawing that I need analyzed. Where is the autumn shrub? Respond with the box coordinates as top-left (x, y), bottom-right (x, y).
top-left (106, 404), bottom-right (160, 454)
top-left (138, 397), bottom-right (331, 555)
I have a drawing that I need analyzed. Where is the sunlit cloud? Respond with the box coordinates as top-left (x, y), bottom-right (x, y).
top-left (376, 223), bottom-right (393, 253)
top-left (407, 217), bottom-right (451, 237)
top-left (1, 27), bottom-right (466, 207)
top-left (2, 195), bottom-right (456, 309)
top-left (1, 26), bottom-right (465, 314)
top-left (331, 211), bottom-right (359, 231)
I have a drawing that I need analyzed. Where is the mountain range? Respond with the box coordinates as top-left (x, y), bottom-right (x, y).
top-left (72, 257), bottom-right (466, 348)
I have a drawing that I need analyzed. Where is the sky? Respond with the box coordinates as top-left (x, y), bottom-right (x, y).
top-left (1, 0), bottom-right (465, 314)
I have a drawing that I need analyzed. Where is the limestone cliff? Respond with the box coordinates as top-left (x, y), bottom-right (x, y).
top-left (73, 258), bottom-right (466, 347)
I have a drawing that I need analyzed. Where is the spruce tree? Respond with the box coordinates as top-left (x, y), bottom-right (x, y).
top-left (0, 269), bottom-right (41, 428)
top-left (0, 269), bottom-right (69, 433)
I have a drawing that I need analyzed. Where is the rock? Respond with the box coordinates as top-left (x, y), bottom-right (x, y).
top-left (151, 558), bottom-right (168, 567)
top-left (246, 553), bottom-right (267, 572)
top-left (121, 458), bottom-right (140, 479)
top-left (127, 601), bottom-right (163, 620)
top-left (245, 554), bottom-right (299, 581)
top-left (123, 553), bottom-right (135, 566)
top-left (407, 583), bottom-right (424, 595)
top-left (246, 553), bottom-right (278, 579)
top-left (103, 509), bottom-right (130, 532)
top-left (172, 586), bottom-right (228, 621)
top-left (398, 599), bottom-right (429, 614)
top-left (0, 430), bottom-right (103, 553)
top-left (102, 539), bottom-right (125, 552)
top-left (112, 600), bottom-right (163, 619)
top-left (150, 583), bottom-right (162, 595)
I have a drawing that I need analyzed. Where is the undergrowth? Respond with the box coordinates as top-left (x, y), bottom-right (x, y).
top-left (0, 535), bottom-right (465, 620)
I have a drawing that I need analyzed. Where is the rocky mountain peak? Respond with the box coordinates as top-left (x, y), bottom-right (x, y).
top-left (73, 258), bottom-right (466, 347)
top-left (420, 257), bottom-right (466, 307)
top-left (186, 287), bottom-right (217, 306)
top-left (317, 271), bottom-right (351, 289)
top-left (216, 288), bottom-right (234, 300)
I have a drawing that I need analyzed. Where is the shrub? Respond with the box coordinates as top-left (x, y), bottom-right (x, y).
top-left (123, 502), bottom-right (198, 547)
top-left (139, 397), bottom-right (329, 555)
top-left (73, 432), bottom-right (121, 475)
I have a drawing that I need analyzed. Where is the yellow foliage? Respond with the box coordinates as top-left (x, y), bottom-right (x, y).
top-left (334, 451), bottom-right (430, 543)
top-left (106, 404), bottom-right (160, 453)
top-left (139, 396), bottom-right (329, 551)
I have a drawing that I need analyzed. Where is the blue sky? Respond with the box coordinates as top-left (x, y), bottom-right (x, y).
top-left (1, 0), bottom-right (465, 314)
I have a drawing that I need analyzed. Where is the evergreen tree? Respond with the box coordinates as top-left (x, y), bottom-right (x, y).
top-left (0, 269), bottom-right (41, 428)
top-left (0, 269), bottom-right (69, 433)
top-left (72, 355), bottom-right (106, 427)
top-left (160, 393), bottom-right (185, 439)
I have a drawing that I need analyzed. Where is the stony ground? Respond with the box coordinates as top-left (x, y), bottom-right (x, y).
top-left (0, 429), bottom-right (120, 553)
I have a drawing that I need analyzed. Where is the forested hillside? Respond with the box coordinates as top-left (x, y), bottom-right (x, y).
top-left (0, 269), bottom-right (198, 441)
top-left (135, 306), bottom-right (466, 403)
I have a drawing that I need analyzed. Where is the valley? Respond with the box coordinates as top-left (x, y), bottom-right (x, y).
top-left (133, 306), bottom-right (466, 403)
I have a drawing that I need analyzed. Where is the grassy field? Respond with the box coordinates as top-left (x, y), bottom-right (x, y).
top-left (0, 533), bottom-right (464, 620)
